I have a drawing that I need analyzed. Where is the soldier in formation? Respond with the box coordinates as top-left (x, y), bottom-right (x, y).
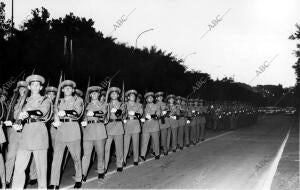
top-left (0, 74), bottom-right (258, 189)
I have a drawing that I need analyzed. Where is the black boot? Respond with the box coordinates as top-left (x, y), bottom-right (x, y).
top-left (98, 173), bottom-right (105, 179)
top-left (74, 182), bottom-right (82, 188)
top-left (155, 155), bottom-right (160, 160)
top-left (82, 175), bottom-right (87, 182)
top-left (117, 167), bottom-right (123, 172)
top-left (140, 156), bottom-right (146, 161)
top-left (134, 161), bottom-right (138, 166)
top-left (28, 179), bottom-right (37, 185)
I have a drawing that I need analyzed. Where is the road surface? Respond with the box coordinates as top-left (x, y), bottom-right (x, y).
top-left (54, 114), bottom-right (299, 190)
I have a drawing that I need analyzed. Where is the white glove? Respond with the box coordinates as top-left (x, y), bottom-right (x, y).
top-left (141, 118), bottom-right (145, 122)
top-left (52, 121), bottom-right (61, 128)
top-left (192, 110), bottom-right (195, 113)
top-left (81, 121), bottom-right (87, 127)
top-left (146, 114), bottom-right (151, 120)
top-left (219, 116), bottom-right (221, 119)
top-left (4, 121), bottom-right (12, 126)
top-left (12, 124), bottom-right (22, 131)
top-left (18, 111), bottom-right (28, 120)
top-left (87, 111), bottom-right (94, 117)
top-left (187, 120), bottom-right (191, 124)
top-left (171, 116), bottom-right (176, 120)
top-left (58, 110), bottom-right (66, 117)
top-left (128, 111), bottom-right (135, 116)
top-left (123, 119), bottom-right (127, 123)
top-left (162, 111), bottom-right (167, 115)
top-left (111, 108), bottom-right (117, 113)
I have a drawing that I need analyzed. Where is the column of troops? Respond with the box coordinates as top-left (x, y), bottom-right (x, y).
top-left (0, 74), bottom-right (258, 189)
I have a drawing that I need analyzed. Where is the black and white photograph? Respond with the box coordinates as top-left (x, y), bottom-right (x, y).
top-left (0, 0), bottom-right (299, 189)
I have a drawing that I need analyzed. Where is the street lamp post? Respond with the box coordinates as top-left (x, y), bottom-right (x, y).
top-left (135, 28), bottom-right (154, 48)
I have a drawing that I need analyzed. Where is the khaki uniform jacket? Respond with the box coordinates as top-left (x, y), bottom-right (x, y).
top-left (124, 101), bottom-right (143, 134)
top-left (106, 101), bottom-right (125, 136)
top-left (143, 103), bottom-right (160, 133)
top-left (167, 103), bottom-right (179, 128)
top-left (156, 101), bottom-right (170, 129)
top-left (16, 95), bottom-right (52, 150)
top-left (83, 100), bottom-right (108, 140)
top-left (56, 96), bottom-right (84, 142)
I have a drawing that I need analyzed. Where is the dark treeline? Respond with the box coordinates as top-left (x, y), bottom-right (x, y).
top-left (0, 3), bottom-right (282, 105)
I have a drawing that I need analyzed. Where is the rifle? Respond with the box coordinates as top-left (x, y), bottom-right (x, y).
top-left (53, 72), bottom-right (63, 121)
top-left (15, 88), bottom-right (29, 125)
top-left (84, 76), bottom-right (90, 106)
top-left (5, 88), bottom-right (18, 122)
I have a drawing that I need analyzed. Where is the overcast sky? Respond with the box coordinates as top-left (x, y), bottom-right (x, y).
top-left (3, 0), bottom-right (300, 87)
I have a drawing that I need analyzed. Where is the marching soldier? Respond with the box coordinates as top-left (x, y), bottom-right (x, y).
top-left (4, 81), bottom-right (27, 186)
top-left (50, 80), bottom-right (84, 189)
top-left (185, 99), bottom-right (193, 147)
top-left (176, 96), bottom-right (185, 150)
top-left (81, 86), bottom-right (108, 181)
top-left (198, 99), bottom-right (207, 141)
top-left (45, 86), bottom-right (58, 148)
top-left (12, 74), bottom-right (52, 189)
top-left (123, 89), bottom-right (143, 166)
top-left (190, 99), bottom-right (198, 145)
top-left (156, 92), bottom-right (170, 155)
top-left (140, 92), bottom-right (161, 160)
top-left (166, 94), bottom-right (179, 152)
top-left (194, 99), bottom-right (200, 143)
top-left (105, 87), bottom-right (125, 172)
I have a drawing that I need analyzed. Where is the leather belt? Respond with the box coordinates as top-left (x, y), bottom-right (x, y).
top-left (60, 118), bottom-right (77, 122)
top-left (88, 120), bottom-right (104, 124)
top-left (25, 119), bottom-right (44, 123)
top-left (109, 119), bottom-right (122, 122)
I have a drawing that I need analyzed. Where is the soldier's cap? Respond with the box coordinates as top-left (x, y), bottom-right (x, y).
top-left (199, 99), bottom-right (204, 102)
top-left (26, 74), bottom-right (45, 85)
top-left (17, 81), bottom-right (28, 88)
top-left (166, 94), bottom-right (176, 100)
top-left (137, 93), bottom-right (142, 98)
top-left (155, 91), bottom-right (164, 97)
top-left (144, 92), bottom-right (154, 99)
top-left (125, 89), bottom-right (137, 97)
top-left (108, 87), bottom-right (121, 94)
top-left (45, 86), bottom-right (58, 93)
top-left (176, 96), bottom-right (182, 101)
top-left (100, 90), bottom-right (106, 96)
top-left (88, 86), bottom-right (102, 93)
top-left (181, 97), bottom-right (187, 102)
top-left (61, 80), bottom-right (76, 89)
top-left (75, 89), bottom-right (83, 97)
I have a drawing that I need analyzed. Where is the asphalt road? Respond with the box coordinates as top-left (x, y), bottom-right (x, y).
top-left (55, 114), bottom-right (299, 190)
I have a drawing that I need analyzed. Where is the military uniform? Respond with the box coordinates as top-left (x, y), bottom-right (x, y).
top-left (185, 100), bottom-right (193, 146)
top-left (12, 75), bottom-right (52, 189)
top-left (105, 87), bottom-right (125, 171)
top-left (82, 86), bottom-right (107, 179)
top-left (156, 92), bottom-right (171, 155)
top-left (123, 90), bottom-right (143, 165)
top-left (198, 99), bottom-right (207, 141)
top-left (45, 86), bottom-right (58, 148)
top-left (189, 99), bottom-right (198, 144)
top-left (176, 97), bottom-right (186, 149)
top-left (50, 80), bottom-right (84, 188)
top-left (140, 92), bottom-right (161, 159)
top-left (166, 95), bottom-right (179, 151)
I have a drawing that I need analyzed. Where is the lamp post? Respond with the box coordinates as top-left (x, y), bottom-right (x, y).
top-left (135, 28), bottom-right (154, 48)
